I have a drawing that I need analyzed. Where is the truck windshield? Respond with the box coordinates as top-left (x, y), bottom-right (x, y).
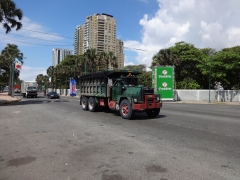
top-left (27, 87), bottom-right (37, 90)
top-left (122, 78), bottom-right (138, 86)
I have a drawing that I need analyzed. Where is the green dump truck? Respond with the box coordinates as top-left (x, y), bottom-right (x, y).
top-left (79, 69), bottom-right (162, 119)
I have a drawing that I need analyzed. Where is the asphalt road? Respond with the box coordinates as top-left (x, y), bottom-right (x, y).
top-left (0, 94), bottom-right (239, 180)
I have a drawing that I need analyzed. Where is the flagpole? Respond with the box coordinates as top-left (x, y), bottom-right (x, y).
top-left (12, 54), bottom-right (24, 98)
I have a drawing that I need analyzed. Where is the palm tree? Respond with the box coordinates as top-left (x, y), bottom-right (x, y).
top-left (47, 66), bottom-right (55, 91)
top-left (110, 54), bottom-right (118, 69)
top-left (84, 48), bottom-right (97, 73)
top-left (35, 74), bottom-right (44, 91)
top-left (96, 52), bottom-right (108, 71)
top-left (61, 66), bottom-right (71, 96)
top-left (151, 48), bottom-right (180, 67)
top-left (105, 51), bottom-right (118, 70)
top-left (75, 55), bottom-right (84, 75)
top-left (0, 0), bottom-right (23, 33)
top-left (0, 44), bottom-right (23, 96)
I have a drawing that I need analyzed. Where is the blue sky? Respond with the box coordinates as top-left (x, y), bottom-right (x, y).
top-left (1, 0), bottom-right (240, 81)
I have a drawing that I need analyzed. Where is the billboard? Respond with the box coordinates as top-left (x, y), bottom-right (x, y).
top-left (152, 66), bottom-right (174, 100)
top-left (70, 78), bottom-right (77, 96)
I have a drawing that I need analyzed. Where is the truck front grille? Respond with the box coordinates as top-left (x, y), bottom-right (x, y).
top-left (147, 98), bottom-right (154, 104)
top-left (143, 88), bottom-right (154, 94)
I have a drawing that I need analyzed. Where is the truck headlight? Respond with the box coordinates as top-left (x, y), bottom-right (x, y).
top-left (134, 98), bottom-right (138, 103)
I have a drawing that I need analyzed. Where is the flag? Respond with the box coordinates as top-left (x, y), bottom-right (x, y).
top-left (15, 58), bottom-right (22, 71)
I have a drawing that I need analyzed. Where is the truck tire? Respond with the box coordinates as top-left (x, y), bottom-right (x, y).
top-left (88, 97), bottom-right (97, 112)
top-left (145, 108), bottom-right (160, 118)
top-left (81, 97), bottom-right (88, 111)
top-left (119, 99), bottom-right (134, 119)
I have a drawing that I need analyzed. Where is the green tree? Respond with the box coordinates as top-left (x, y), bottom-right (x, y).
top-left (170, 41), bottom-right (204, 89)
top-left (212, 46), bottom-right (240, 89)
top-left (0, 44), bottom-right (23, 95)
top-left (138, 71), bottom-right (152, 87)
top-left (0, 0), bottom-right (23, 33)
top-left (124, 64), bottom-right (146, 72)
top-left (197, 48), bottom-right (217, 89)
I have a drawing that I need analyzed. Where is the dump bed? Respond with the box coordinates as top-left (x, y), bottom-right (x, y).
top-left (79, 69), bottom-right (141, 97)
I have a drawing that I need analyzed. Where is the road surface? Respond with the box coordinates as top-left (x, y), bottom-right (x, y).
top-left (0, 95), bottom-right (239, 180)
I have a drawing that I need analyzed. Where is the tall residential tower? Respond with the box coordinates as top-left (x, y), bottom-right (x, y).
top-left (74, 13), bottom-right (124, 69)
top-left (52, 48), bottom-right (72, 67)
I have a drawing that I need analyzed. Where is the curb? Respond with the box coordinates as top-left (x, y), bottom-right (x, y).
top-left (0, 98), bottom-right (22, 105)
top-left (164, 101), bottom-right (240, 105)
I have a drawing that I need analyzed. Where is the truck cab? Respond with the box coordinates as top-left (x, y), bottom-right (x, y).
top-left (26, 86), bottom-right (38, 98)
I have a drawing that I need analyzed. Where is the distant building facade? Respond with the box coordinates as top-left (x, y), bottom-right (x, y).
top-left (74, 13), bottom-right (124, 69)
top-left (52, 48), bottom-right (72, 67)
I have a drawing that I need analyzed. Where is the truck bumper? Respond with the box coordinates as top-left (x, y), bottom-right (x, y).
top-left (133, 102), bottom-right (162, 110)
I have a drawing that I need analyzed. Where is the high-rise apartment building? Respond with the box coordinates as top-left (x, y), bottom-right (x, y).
top-left (74, 13), bottom-right (124, 69)
top-left (52, 48), bottom-right (72, 67)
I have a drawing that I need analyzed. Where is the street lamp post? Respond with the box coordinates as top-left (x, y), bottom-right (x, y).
top-left (208, 55), bottom-right (212, 103)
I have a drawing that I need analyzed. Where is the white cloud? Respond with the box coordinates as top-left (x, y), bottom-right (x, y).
top-left (124, 0), bottom-right (240, 67)
top-left (124, 61), bottom-right (135, 66)
top-left (0, 16), bottom-right (65, 47)
top-left (19, 65), bottom-right (47, 81)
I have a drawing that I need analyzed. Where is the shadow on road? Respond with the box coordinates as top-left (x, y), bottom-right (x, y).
top-left (94, 107), bottom-right (166, 120)
top-left (0, 98), bottom-right (70, 106)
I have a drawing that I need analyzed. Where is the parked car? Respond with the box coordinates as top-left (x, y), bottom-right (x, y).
top-left (47, 92), bottom-right (60, 99)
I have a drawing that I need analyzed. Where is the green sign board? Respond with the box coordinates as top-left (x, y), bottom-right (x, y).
top-left (152, 66), bottom-right (174, 100)
top-left (42, 85), bottom-right (45, 90)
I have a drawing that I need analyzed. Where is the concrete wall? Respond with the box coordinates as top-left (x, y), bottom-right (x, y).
top-left (174, 90), bottom-right (240, 102)
top-left (48, 88), bottom-right (240, 102)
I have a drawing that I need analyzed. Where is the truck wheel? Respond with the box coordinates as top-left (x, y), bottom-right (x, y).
top-left (145, 108), bottom-right (160, 118)
top-left (81, 97), bottom-right (88, 111)
top-left (88, 97), bottom-right (97, 112)
top-left (119, 99), bottom-right (134, 119)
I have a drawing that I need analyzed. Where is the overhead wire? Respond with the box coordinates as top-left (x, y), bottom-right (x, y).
top-left (1, 28), bottom-right (157, 52)
top-left (0, 31), bottom-right (73, 44)
top-left (0, 36), bottom-right (73, 46)
top-left (20, 28), bottom-right (74, 39)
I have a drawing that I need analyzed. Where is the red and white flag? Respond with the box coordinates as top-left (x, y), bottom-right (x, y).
top-left (15, 58), bottom-right (22, 71)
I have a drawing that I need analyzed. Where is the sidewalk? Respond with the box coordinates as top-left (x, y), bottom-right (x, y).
top-left (0, 92), bottom-right (21, 104)
top-left (1, 92), bottom-right (239, 105)
top-left (164, 100), bottom-right (240, 105)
